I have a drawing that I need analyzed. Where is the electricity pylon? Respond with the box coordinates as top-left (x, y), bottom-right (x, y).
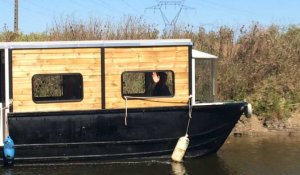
top-left (146, 0), bottom-right (194, 29)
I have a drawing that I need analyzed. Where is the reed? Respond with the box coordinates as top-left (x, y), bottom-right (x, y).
top-left (1, 16), bottom-right (299, 120)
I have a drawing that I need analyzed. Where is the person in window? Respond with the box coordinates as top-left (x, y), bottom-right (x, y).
top-left (152, 72), bottom-right (171, 96)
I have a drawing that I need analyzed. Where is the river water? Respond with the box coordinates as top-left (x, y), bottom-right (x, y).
top-left (1, 135), bottom-right (300, 175)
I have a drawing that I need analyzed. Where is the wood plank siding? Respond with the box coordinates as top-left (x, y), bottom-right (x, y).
top-left (105, 46), bottom-right (189, 109)
top-left (12, 48), bottom-right (101, 112)
top-left (11, 46), bottom-right (190, 112)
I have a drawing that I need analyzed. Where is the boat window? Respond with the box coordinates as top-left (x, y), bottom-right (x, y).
top-left (195, 59), bottom-right (215, 102)
top-left (122, 71), bottom-right (174, 98)
top-left (32, 73), bottom-right (83, 103)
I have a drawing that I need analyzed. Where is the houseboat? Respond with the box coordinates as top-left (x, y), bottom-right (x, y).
top-left (0, 39), bottom-right (251, 165)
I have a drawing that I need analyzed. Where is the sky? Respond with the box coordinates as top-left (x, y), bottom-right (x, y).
top-left (0, 0), bottom-right (300, 33)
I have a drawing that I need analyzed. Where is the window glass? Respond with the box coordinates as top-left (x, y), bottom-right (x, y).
top-left (122, 71), bottom-right (174, 97)
top-left (32, 73), bottom-right (83, 103)
top-left (122, 72), bottom-right (145, 95)
top-left (195, 59), bottom-right (214, 102)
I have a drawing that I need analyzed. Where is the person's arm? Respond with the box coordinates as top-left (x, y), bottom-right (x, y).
top-left (152, 72), bottom-right (160, 83)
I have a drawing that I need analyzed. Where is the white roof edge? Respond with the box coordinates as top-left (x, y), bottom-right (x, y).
top-left (0, 39), bottom-right (193, 49)
top-left (192, 49), bottom-right (218, 59)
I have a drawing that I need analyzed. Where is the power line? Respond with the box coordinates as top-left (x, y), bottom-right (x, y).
top-left (118, 0), bottom-right (157, 23)
top-left (121, 0), bottom-right (139, 12)
top-left (198, 0), bottom-right (254, 15)
top-left (27, 1), bottom-right (55, 14)
top-left (97, 0), bottom-right (126, 14)
top-left (11, 0), bottom-right (53, 32)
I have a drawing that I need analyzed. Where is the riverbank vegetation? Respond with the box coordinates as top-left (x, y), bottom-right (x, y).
top-left (1, 16), bottom-right (299, 122)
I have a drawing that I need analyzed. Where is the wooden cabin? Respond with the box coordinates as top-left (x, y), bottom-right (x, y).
top-left (5, 40), bottom-right (192, 113)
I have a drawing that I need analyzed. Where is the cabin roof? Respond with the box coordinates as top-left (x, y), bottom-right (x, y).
top-left (192, 49), bottom-right (218, 59)
top-left (0, 39), bottom-right (192, 49)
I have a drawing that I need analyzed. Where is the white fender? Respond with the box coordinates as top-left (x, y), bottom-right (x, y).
top-left (171, 135), bottom-right (189, 162)
top-left (245, 103), bottom-right (253, 118)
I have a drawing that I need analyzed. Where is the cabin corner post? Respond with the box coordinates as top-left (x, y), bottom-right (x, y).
top-left (0, 103), bottom-right (3, 146)
top-left (189, 46), bottom-right (195, 105)
top-left (101, 47), bottom-right (105, 109)
top-left (191, 58), bottom-right (196, 105)
top-left (4, 48), bottom-right (10, 139)
top-left (212, 59), bottom-right (217, 101)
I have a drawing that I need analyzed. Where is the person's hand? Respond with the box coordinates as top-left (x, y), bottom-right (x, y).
top-left (152, 72), bottom-right (160, 83)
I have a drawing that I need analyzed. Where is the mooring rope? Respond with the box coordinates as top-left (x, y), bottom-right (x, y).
top-left (0, 100), bottom-right (12, 111)
top-left (124, 96), bottom-right (128, 126)
top-left (124, 96), bottom-right (188, 104)
top-left (124, 95), bottom-right (193, 127)
top-left (185, 95), bottom-right (193, 136)
top-left (0, 106), bottom-right (9, 111)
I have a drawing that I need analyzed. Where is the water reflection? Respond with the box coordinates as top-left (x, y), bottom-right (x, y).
top-left (4, 168), bottom-right (13, 175)
top-left (183, 155), bottom-right (234, 175)
top-left (1, 135), bottom-right (300, 175)
top-left (0, 154), bottom-right (240, 175)
top-left (218, 135), bottom-right (300, 175)
top-left (1, 157), bottom-right (231, 175)
top-left (171, 162), bottom-right (186, 175)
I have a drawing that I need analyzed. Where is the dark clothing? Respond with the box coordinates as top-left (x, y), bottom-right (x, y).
top-left (152, 84), bottom-right (171, 96)
top-left (147, 71), bottom-right (171, 97)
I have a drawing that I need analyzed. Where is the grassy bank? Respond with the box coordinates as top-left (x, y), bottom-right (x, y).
top-left (1, 16), bottom-right (299, 122)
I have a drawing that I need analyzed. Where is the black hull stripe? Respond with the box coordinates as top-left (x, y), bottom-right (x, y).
top-left (14, 123), bottom-right (230, 147)
top-left (13, 132), bottom-right (228, 162)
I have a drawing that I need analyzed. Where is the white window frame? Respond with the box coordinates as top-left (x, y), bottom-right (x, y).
top-left (191, 49), bottom-right (219, 106)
